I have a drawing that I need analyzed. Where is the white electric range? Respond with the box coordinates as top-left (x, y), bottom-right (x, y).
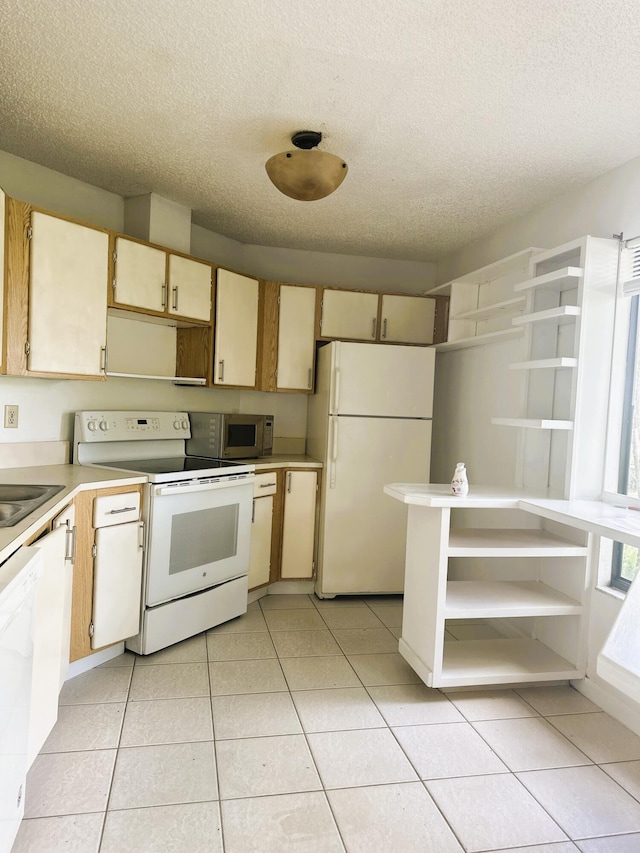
top-left (74, 411), bottom-right (255, 654)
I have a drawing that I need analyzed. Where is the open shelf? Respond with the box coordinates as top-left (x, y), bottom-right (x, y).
top-left (515, 266), bottom-right (584, 293)
top-left (513, 305), bottom-right (581, 326)
top-left (439, 638), bottom-right (580, 687)
top-left (434, 327), bottom-right (524, 351)
top-left (509, 357), bottom-right (578, 370)
top-left (448, 528), bottom-right (587, 556)
top-left (492, 417), bottom-right (574, 430)
top-left (445, 581), bottom-right (583, 618)
top-left (453, 295), bottom-right (527, 322)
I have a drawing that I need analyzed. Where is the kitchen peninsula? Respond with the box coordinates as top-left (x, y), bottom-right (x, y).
top-left (385, 483), bottom-right (640, 696)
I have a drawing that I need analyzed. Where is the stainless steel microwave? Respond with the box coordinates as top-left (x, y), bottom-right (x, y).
top-left (186, 412), bottom-right (274, 459)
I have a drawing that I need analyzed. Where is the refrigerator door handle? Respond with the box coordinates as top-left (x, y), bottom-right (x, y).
top-left (332, 368), bottom-right (341, 413)
top-left (330, 418), bottom-right (339, 488)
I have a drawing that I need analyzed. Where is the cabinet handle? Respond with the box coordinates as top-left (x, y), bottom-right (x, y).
top-left (100, 345), bottom-right (108, 373)
top-left (371, 318), bottom-right (376, 338)
top-left (287, 472), bottom-right (292, 493)
top-left (108, 506), bottom-right (137, 514)
top-left (218, 360), bottom-right (225, 382)
top-left (161, 282), bottom-right (167, 310)
top-left (138, 521), bottom-right (145, 549)
top-left (65, 525), bottom-right (77, 563)
top-left (308, 367), bottom-right (312, 389)
top-left (382, 318), bottom-right (387, 339)
top-left (252, 499), bottom-right (256, 523)
top-left (259, 482), bottom-right (275, 489)
top-left (172, 285), bottom-right (179, 311)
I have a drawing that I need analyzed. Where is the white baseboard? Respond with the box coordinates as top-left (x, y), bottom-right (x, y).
top-left (572, 676), bottom-right (640, 737)
top-left (66, 643), bottom-right (125, 679)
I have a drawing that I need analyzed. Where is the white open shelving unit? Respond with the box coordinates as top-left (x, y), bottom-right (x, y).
top-left (430, 247), bottom-right (542, 351)
top-left (491, 236), bottom-right (619, 500)
top-left (384, 485), bottom-right (593, 689)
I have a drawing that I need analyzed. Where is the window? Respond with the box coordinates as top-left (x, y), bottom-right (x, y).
top-left (611, 261), bottom-right (640, 591)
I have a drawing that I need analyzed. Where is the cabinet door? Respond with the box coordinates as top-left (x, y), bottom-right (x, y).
top-left (280, 471), bottom-right (317, 579)
top-left (248, 496), bottom-right (273, 589)
top-left (0, 187), bottom-right (5, 373)
top-left (380, 294), bottom-right (435, 344)
top-left (168, 254), bottom-right (212, 322)
top-left (28, 522), bottom-right (68, 764)
top-left (320, 289), bottom-right (379, 340)
top-left (214, 269), bottom-right (259, 387)
top-left (113, 237), bottom-right (166, 312)
top-left (92, 521), bottom-right (144, 649)
top-left (277, 285), bottom-right (316, 390)
top-left (28, 212), bottom-right (108, 376)
top-left (52, 503), bottom-right (76, 690)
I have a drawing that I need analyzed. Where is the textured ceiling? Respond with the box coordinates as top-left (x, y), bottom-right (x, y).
top-left (1, 0), bottom-right (640, 262)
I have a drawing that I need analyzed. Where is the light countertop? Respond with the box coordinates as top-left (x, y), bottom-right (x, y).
top-left (240, 455), bottom-right (323, 470)
top-left (384, 483), bottom-right (640, 549)
top-left (0, 465), bottom-right (146, 564)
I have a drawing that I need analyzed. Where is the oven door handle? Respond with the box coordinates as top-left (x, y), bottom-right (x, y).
top-left (155, 478), bottom-right (254, 496)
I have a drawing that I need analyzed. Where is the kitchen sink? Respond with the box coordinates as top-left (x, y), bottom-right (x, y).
top-left (0, 484), bottom-right (65, 528)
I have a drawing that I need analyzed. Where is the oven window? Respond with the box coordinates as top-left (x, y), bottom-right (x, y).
top-left (168, 504), bottom-right (239, 575)
top-left (227, 423), bottom-right (257, 447)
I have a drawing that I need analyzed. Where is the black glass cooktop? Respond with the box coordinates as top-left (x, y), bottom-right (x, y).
top-left (102, 456), bottom-right (243, 475)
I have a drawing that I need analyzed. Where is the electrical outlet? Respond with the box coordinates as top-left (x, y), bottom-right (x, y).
top-left (4, 405), bottom-right (18, 428)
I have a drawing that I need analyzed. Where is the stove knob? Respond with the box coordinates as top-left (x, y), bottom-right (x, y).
top-left (99, 420), bottom-right (109, 432)
top-left (173, 420), bottom-right (181, 430)
top-left (87, 420), bottom-right (97, 432)
top-left (181, 419), bottom-right (189, 430)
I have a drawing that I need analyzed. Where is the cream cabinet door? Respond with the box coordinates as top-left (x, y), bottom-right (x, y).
top-left (92, 521), bottom-right (144, 649)
top-left (113, 237), bottom-right (166, 312)
top-left (277, 285), bottom-right (316, 390)
top-left (320, 289), bottom-right (379, 340)
top-left (280, 471), bottom-right (318, 579)
top-left (214, 269), bottom-right (259, 387)
top-left (168, 254), bottom-right (212, 322)
top-left (380, 294), bottom-right (436, 344)
top-left (248, 496), bottom-right (273, 589)
top-left (28, 212), bottom-right (108, 376)
top-left (0, 187), bottom-right (5, 372)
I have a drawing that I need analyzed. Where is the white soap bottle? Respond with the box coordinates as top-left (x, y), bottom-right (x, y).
top-left (451, 462), bottom-right (469, 497)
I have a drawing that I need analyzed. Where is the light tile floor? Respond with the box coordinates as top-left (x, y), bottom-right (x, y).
top-left (12, 594), bottom-right (640, 853)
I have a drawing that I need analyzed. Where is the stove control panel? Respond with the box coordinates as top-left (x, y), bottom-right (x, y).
top-left (75, 411), bottom-right (191, 442)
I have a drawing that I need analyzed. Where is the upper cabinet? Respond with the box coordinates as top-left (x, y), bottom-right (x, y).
top-left (319, 288), bottom-right (380, 341)
top-left (380, 294), bottom-right (436, 344)
top-left (259, 282), bottom-right (317, 392)
top-left (0, 188), bottom-right (5, 374)
top-left (5, 201), bottom-right (109, 379)
top-left (214, 268), bottom-right (260, 388)
top-left (111, 236), bottom-right (212, 324)
top-left (167, 254), bottom-right (212, 323)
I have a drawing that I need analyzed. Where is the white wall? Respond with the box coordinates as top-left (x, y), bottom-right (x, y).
top-left (433, 154), bottom-right (640, 730)
top-left (0, 149), bottom-right (435, 452)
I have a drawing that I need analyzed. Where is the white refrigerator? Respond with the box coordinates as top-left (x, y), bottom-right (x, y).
top-left (307, 341), bottom-right (435, 596)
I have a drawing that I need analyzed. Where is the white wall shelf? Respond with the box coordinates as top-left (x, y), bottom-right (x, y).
top-left (492, 417), bottom-right (574, 430)
top-left (453, 295), bottom-right (527, 322)
top-left (434, 327), bottom-right (524, 351)
top-left (509, 357), bottom-right (578, 370)
top-left (513, 305), bottom-right (581, 326)
top-left (515, 266), bottom-right (584, 294)
top-left (445, 581), bottom-right (583, 618)
top-left (448, 528), bottom-right (587, 556)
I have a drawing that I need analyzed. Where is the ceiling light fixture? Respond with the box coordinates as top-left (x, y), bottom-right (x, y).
top-left (265, 131), bottom-right (348, 201)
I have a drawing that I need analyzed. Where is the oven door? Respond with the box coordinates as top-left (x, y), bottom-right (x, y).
top-left (145, 477), bottom-right (254, 607)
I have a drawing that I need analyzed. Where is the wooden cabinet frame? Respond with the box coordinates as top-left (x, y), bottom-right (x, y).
top-left (69, 483), bottom-right (143, 662)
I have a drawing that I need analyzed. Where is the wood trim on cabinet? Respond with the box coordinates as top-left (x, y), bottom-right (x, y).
top-left (4, 198), bottom-right (31, 375)
top-left (176, 325), bottom-right (213, 385)
top-left (69, 483), bottom-right (143, 663)
top-left (259, 280), bottom-right (280, 392)
top-left (433, 294), bottom-right (449, 345)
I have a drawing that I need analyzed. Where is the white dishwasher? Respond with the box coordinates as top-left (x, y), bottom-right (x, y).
top-left (0, 546), bottom-right (42, 853)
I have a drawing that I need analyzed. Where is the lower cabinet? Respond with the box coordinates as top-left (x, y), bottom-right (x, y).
top-left (248, 468), bottom-right (319, 591)
top-left (27, 502), bottom-right (76, 765)
top-left (70, 484), bottom-right (144, 662)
